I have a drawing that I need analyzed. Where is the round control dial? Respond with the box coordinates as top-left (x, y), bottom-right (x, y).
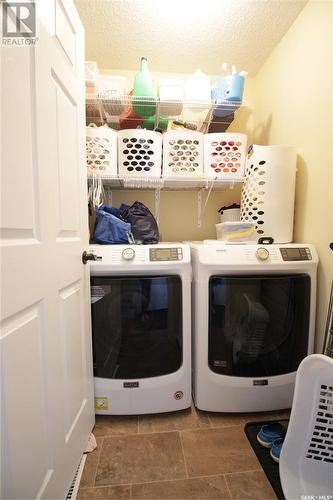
top-left (122, 248), bottom-right (135, 261)
top-left (256, 247), bottom-right (270, 261)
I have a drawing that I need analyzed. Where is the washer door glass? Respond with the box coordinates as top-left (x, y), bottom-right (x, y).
top-left (91, 275), bottom-right (182, 379)
top-left (208, 274), bottom-right (311, 377)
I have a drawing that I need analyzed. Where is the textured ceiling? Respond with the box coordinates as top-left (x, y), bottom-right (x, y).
top-left (75, 0), bottom-right (307, 76)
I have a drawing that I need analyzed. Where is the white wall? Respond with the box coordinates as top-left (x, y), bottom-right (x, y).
top-left (232, 0), bottom-right (333, 351)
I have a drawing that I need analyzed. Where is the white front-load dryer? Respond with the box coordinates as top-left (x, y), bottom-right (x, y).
top-left (89, 243), bottom-right (191, 415)
top-left (189, 241), bottom-right (318, 412)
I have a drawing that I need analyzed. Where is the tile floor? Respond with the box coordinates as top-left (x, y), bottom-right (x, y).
top-left (78, 404), bottom-right (290, 500)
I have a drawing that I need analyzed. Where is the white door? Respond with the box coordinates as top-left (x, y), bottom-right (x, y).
top-left (0, 1), bottom-right (94, 499)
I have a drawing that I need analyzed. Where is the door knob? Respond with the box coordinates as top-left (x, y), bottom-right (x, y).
top-left (82, 251), bottom-right (102, 264)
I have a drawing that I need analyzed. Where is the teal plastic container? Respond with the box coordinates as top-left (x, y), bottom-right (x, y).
top-left (224, 74), bottom-right (245, 101)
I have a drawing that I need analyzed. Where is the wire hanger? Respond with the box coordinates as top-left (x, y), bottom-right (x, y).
top-left (88, 171), bottom-right (106, 210)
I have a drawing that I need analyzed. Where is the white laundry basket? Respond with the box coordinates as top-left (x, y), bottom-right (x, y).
top-left (204, 133), bottom-right (247, 179)
top-left (280, 354), bottom-right (333, 499)
top-left (86, 124), bottom-right (118, 175)
top-left (118, 129), bottom-right (162, 177)
top-left (162, 131), bottom-right (204, 177)
top-left (240, 145), bottom-right (297, 243)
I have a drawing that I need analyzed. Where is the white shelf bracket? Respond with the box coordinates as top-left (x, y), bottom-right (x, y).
top-left (197, 188), bottom-right (204, 228)
top-left (97, 99), bottom-right (105, 125)
top-left (105, 185), bottom-right (113, 206)
top-left (154, 187), bottom-right (161, 225)
top-left (154, 99), bottom-right (160, 129)
top-left (199, 177), bottom-right (216, 225)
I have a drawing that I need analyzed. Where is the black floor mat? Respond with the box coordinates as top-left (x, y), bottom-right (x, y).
top-left (244, 420), bottom-right (289, 500)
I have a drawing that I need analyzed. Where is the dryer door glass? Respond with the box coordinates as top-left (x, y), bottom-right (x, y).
top-left (91, 275), bottom-right (182, 379)
top-left (208, 274), bottom-right (311, 377)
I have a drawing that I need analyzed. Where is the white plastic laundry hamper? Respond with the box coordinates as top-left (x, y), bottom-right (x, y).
top-left (240, 145), bottom-right (297, 243)
top-left (86, 124), bottom-right (118, 176)
top-left (280, 354), bottom-right (333, 499)
top-left (204, 133), bottom-right (247, 179)
top-left (118, 129), bottom-right (162, 178)
top-left (162, 131), bottom-right (204, 177)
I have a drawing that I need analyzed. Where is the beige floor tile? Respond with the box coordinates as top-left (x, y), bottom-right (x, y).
top-left (274, 410), bottom-right (291, 419)
top-left (131, 475), bottom-right (231, 499)
top-left (241, 410), bottom-right (290, 424)
top-left (139, 404), bottom-right (211, 433)
top-left (79, 437), bottom-right (103, 488)
top-left (225, 470), bottom-right (276, 499)
top-left (77, 484), bottom-right (130, 499)
top-left (95, 431), bottom-right (186, 486)
top-left (93, 415), bottom-right (138, 437)
top-left (181, 426), bottom-right (259, 477)
top-left (207, 412), bottom-right (246, 428)
top-left (208, 410), bottom-right (290, 428)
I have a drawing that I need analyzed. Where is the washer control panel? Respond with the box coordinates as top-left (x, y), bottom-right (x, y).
top-left (150, 247), bottom-right (183, 261)
top-left (280, 247), bottom-right (312, 261)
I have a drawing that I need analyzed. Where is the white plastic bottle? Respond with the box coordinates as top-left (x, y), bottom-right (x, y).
top-left (182, 69), bottom-right (211, 130)
top-left (185, 69), bottom-right (211, 104)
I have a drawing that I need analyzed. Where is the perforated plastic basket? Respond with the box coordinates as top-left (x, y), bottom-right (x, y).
top-left (162, 131), bottom-right (204, 177)
top-left (118, 129), bottom-right (162, 177)
top-left (204, 133), bottom-right (247, 179)
top-left (280, 354), bottom-right (333, 498)
top-left (240, 145), bottom-right (296, 243)
top-left (86, 124), bottom-right (118, 175)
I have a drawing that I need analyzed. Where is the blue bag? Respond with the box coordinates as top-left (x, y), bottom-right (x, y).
top-left (98, 204), bottom-right (123, 219)
top-left (93, 205), bottom-right (131, 244)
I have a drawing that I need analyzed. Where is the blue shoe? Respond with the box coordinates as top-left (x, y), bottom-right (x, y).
top-left (270, 437), bottom-right (284, 463)
top-left (257, 423), bottom-right (285, 448)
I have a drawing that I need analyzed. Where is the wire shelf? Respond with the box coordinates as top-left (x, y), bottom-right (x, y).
top-left (87, 173), bottom-right (243, 191)
top-left (85, 95), bottom-right (248, 133)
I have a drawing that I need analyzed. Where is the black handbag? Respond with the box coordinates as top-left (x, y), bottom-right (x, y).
top-left (121, 201), bottom-right (159, 244)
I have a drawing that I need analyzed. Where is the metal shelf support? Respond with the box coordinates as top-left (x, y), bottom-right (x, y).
top-left (154, 187), bottom-right (161, 224)
top-left (197, 188), bottom-right (204, 228)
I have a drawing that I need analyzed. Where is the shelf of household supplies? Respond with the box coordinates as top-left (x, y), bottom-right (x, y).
top-left (86, 95), bottom-right (248, 132)
top-left (87, 174), bottom-right (244, 191)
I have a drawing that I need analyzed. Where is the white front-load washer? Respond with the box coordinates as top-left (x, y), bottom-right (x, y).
top-left (189, 241), bottom-right (318, 412)
top-left (89, 243), bottom-right (191, 415)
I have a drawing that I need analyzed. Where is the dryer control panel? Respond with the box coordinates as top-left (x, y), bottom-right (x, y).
top-left (280, 247), bottom-right (312, 261)
top-left (150, 247), bottom-right (183, 261)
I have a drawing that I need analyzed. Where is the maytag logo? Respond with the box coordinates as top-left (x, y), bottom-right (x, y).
top-left (123, 382), bottom-right (139, 388)
top-left (1, 1), bottom-right (38, 45)
top-left (253, 379), bottom-right (268, 386)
